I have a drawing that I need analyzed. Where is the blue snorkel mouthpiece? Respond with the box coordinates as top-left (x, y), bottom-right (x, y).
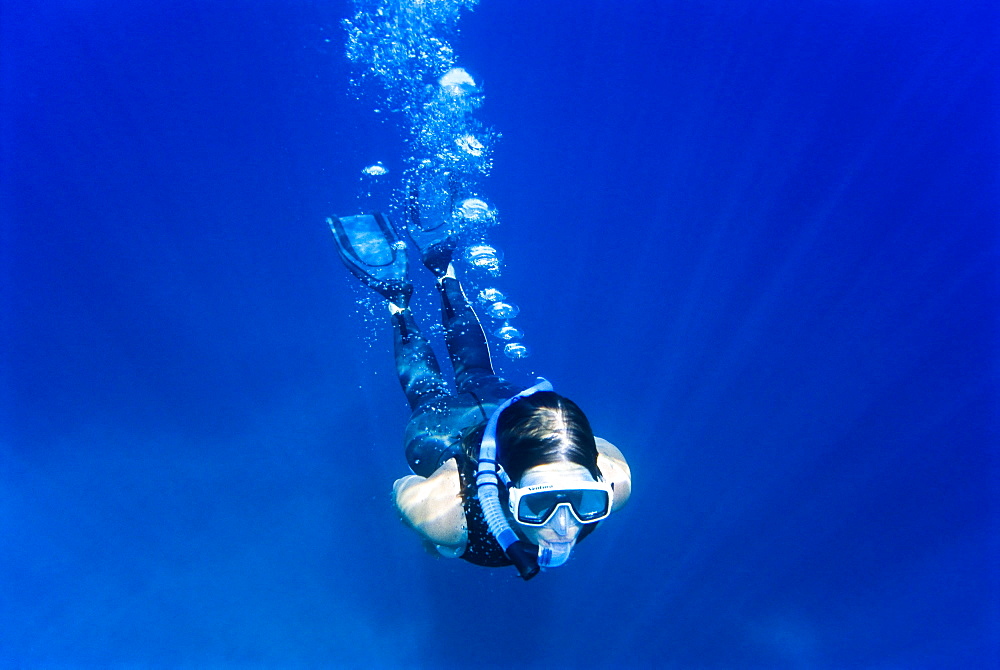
top-left (476, 378), bottom-right (554, 581)
top-left (538, 540), bottom-right (574, 568)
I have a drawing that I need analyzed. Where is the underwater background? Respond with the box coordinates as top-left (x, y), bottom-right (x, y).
top-left (3, 0), bottom-right (997, 667)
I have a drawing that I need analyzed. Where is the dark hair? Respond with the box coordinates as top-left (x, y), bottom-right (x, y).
top-left (496, 391), bottom-right (601, 484)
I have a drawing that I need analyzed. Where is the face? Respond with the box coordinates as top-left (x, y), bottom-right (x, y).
top-left (512, 462), bottom-right (597, 548)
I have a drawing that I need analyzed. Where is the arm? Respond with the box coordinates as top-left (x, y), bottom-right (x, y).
top-left (596, 437), bottom-right (632, 512)
top-left (392, 458), bottom-right (467, 552)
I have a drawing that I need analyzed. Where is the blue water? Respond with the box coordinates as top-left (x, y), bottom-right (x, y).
top-left (3, 1), bottom-right (997, 667)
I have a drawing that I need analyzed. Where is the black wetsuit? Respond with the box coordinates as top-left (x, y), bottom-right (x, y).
top-left (391, 275), bottom-right (594, 566)
top-left (394, 275), bottom-right (521, 475)
top-left (390, 274), bottom-right (520, 565)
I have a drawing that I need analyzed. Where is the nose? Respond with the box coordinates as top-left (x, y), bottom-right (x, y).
top-left (549, 505), bottom-right (575, 538)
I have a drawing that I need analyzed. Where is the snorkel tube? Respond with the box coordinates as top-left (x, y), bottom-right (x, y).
top-left (476, 378), bottom-right (553, 581)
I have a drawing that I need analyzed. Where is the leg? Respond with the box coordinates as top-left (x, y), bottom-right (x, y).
top-left (405, 186), bottom-right (497, 391)
top-left (330, 212), bottom-right (470, 473)
top-left (391, 308), bottom-right (450, 411)
top-left (397, 267), bottom-right (522, 475)
top-left (393, 304), bottom-right (468, 476)
top-left (436, 270), bottom-right (495, 392)
top-left (422, 245), bottom-right (520, 402)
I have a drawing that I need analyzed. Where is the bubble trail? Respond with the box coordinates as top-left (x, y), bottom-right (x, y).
top-left (342, 0), bottom-right (529, 359)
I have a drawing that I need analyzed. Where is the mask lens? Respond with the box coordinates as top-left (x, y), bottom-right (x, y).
top-left (567, 489), bottom-right (611, 521)
top-left (518, 491), bottom-right (561, 524)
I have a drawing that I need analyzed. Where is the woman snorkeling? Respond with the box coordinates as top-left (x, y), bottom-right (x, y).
top-left (329, 212), bottom-right (631, 580)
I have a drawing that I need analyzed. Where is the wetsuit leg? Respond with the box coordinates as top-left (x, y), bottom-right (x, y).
top-left (397, 275), bottom-right (519, 476)
top-left (435, 275), bottom-right (525, 407)
top-left (392, 310), bottom-right (449, 411)
top-left (393, 307), bottom-right (478, 476)
top-left (436, 276), bottom-right (495, 391)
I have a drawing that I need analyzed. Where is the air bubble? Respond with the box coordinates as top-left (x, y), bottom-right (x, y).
top-left (495, 324), bottom-right (523, 341)
top-left (466, 244), bottom-right (502, 275)
top-left (455, 198), bottom-right (496, 224)
top-left (439, 67), bottom-right (477, 96)
top-left (478, 288), bottom-right (505, 304)
top-left (456, 135), bottom-right (485, 156)
top-left (503, 343), bottom-right (530, 359)
top-left (362, 162), bottom-right (388, 176)
top-left (487, 302), bottom-right (519, 319)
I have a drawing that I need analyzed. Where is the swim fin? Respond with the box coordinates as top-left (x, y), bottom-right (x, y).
top-left (327, 212), bottom-right (412, 306)
top-left (404, 185), bottom-right (470, 278)
top-left (404, 185), bottom-right (459, 252)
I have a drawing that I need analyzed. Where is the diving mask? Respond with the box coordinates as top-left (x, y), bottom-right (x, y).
top-left (508, 480), bottom-right (613, 526)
